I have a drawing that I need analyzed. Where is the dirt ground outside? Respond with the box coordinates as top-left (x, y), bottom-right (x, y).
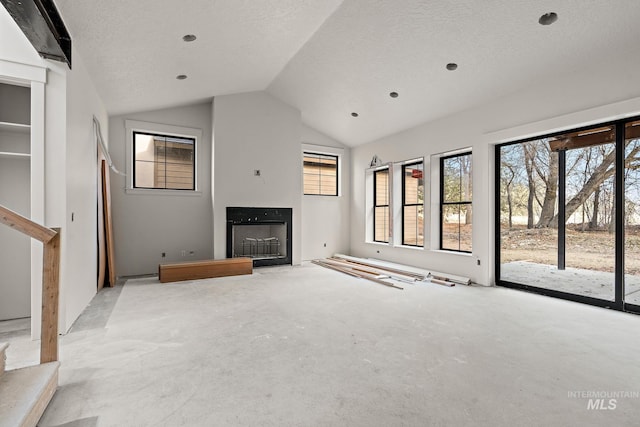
top-left (500, 225), bottom-right (640, 276)
top-left (442, 223), bottom-right (472, 252)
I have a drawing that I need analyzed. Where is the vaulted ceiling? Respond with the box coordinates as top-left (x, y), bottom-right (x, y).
top-left (55, 0), bottom-right (640, 146)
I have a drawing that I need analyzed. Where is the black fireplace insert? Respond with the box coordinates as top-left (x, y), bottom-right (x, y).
top-left (226, 207), bottom-right (292, 267)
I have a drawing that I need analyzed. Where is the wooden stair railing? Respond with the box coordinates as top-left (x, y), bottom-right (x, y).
top-left (0, 204), bottom-right (60, 363)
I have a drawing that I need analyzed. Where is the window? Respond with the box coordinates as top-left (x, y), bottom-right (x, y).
top-left (402, 161), bottom-right (424, 246)
top-left (374, 168), bottom-right (390, 243)
top-left (441, 152), bottom-right (472, 252)
top-left (303, 152), bottom-right (338, 196)
top-left (125, 120), bottom-right (201, 195)
top-left (133, 131), bottom-right (195, 190)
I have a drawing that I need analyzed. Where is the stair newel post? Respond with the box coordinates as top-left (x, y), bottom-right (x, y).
top-left (40, 228), bottom-right (60, 363)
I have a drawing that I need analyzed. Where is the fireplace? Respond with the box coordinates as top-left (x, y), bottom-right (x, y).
top-left (226, 207), bottom-right (292, 267)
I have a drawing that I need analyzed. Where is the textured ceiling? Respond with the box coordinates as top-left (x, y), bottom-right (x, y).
top-left (55, 0), bottom-right (343, 115)
top-left (54, 0), bottom-right (640, 146)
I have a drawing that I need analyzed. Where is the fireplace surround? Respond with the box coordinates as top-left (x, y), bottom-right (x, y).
top-left (226, 207), bottom-right (292, 267)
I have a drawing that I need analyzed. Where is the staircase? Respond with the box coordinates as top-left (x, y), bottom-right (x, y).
top-left (0, 342), bottom-right (59, 427)
top-left (0, 205), bottom-right (62, 426)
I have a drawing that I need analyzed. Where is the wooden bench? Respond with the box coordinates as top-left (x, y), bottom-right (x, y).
top-left (159, 258), bottom-right (253, 283)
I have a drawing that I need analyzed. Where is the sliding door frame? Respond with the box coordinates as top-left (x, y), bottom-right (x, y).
top-left (495, 116), bottom-right (640, 315)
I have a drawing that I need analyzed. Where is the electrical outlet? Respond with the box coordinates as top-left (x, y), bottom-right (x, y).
top-left (254, 169), bottom-right (261, 176)
top-left (162, 252), bottom-right (166, 258)
top-left (477, 259), bottom-right (481, 266)
top-left (323, 243), bottom-right (327, 247)
top-left (189, 250), bottom-right (195, 256)
top-left (181, 250), bottom-right (186, 257)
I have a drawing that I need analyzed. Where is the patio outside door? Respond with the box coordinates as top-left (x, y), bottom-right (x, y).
top-left (497, 118), bottom-right (640, 313)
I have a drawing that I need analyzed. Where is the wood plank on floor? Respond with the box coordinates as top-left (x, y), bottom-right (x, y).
top-left (159, 258), bottom-right (253, 283)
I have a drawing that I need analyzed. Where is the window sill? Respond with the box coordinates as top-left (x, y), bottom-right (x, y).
top-left (366, 240), bottom-right (390, 246)
top-left (125, 188), bottom-right (202, 197)
top-left (430, 249), bottom-right (473, 257)
top-left (397, 244), bottom-right (424, 251)
top-left (366, 241), bottom-right (426, 250)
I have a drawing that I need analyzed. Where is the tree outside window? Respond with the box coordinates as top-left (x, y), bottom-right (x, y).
top-left (441, 153), bottom-right (472, 252)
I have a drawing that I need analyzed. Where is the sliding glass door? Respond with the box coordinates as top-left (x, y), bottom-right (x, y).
top-left (498, 139), bottom-right (561, 290)
top-left (563, 126), bottom-right (616, 301)
top-left (625, 120), bottom-right (640, 309)
top-left (497, 117), bottom-right (640, 313)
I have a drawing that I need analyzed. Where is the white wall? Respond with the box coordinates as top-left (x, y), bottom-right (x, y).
top-left (0, 5), bottom-right (109, 333)
top-left (0, 6), bottom-right (42, 67)
top-left (109, 103), bottom-right (213, 276)
top-left (43, 60), bottom-right (69, 332)
top-left (63, 47), bottom-right (108, 332)
top-left (213, 92), bottom-right (302, 264)
top-left (0, 0), bottom-right (43, 332)
top-left (301, 125), bottom-right (350, 260)
top-left (37, 48), bottom-right (108, 334)
top-left (351, 55), bottom-right (640, 286)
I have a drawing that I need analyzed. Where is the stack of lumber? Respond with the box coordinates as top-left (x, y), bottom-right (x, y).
top-left (430, 270), bottom-right (472, 286)
top-left (312, 258), bottom-right (408, 289)
top-left (313, 254), bottom-right (471, 288)
top-left (334, 254), bottom-right (429, 280)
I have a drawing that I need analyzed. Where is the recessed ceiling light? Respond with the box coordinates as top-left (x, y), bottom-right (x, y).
top-left (351, 112), bottom-right (359, 117)
top-left (176, 74), bottom-right (187, 80)
top-left (389, 91), bottom-right (399, 98)
top-left (446, 63), bottom-right (458, 71)
top-left (182, 34), bottom-right (197, 42)
top-left (538, 12), bottom-right (558, 25)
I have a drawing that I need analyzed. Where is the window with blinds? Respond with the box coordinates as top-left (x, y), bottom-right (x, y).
top-left (374, 167), bottom-right (390, 243)
top-left (303, 152), bottom-right (338, 196)
top-left (133, 131), bottom-right (195, 190)
top-left (402, 161), bottom-right (424, 246)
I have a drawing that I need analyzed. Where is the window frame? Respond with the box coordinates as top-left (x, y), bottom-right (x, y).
top-left (303, 151), bottom-right (339, 196)
top-left (440, 151), bottom-right (472, 253)
top-left (402, 160), bottom-right (424, 247)
top-left (373, 167), bottom-right (390, 243)
top-left (125, 120), bottom-right (202, 196)
top-left (494, 115), bottom-right (640, 315)
top-left (132, 130), bottom-right (196, 191)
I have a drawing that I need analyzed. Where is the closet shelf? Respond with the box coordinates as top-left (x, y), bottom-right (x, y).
top-left (0, 152), bottom-right (30, 159)
top-left (0, 121), bottom-right (30, 134)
